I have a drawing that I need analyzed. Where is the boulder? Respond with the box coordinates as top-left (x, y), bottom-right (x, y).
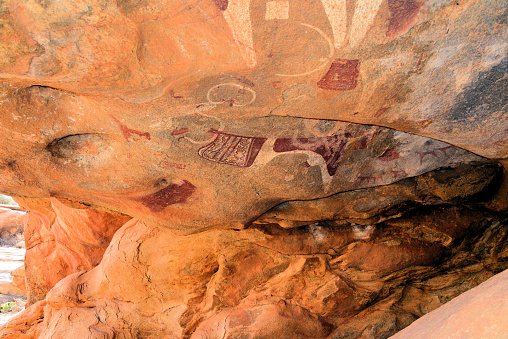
top-left (9, 266), bottom-right (26, 295)
top-left (391, 269), bottom-right (508, 339)
top-left (0, 210), bottom-right (26, 246)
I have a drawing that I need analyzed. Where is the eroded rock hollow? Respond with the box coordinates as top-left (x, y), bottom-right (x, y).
top-left (0, 0), bottom-right (507, 337)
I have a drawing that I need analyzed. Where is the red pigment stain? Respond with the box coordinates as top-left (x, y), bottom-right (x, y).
top-left (317, 59), bottom-right (360, 91)
top-left (416, 52), bottom-right (424, 70)
top-left (212, 0), bottom-right (228, 11)
top-left (132, 180), bottom-right (196, 213)
top-left (358, 175), bottom-right (379, 184)
top-left (416, 150), bottom-right (438, 164)
top-left (350, 135), bottom-right (370, 150)
top-left (273, 134), bottom-right (350, 176)
top-left (161, 160), bottom-right (187, 170)
top-left (110, 115), bottom-right (151, 142)
top-left (271, 81), bottom-right (282, 89)
top-left (235, 76), bottom-right (255, 87)
top-left (378, 148), bottom-right (400, 162)
top-left (390, 169), bottom-right (407, 179)
top-left (386, 0), bottom-right (424, 38)
top-left (436, 145), bottom-right (456, 156)
top-left (171, 128), bottom-right (189, 136)
top-left (374, 107), bottom-right (389, 118)
top-left (169, 89), bottom-right (184, 99)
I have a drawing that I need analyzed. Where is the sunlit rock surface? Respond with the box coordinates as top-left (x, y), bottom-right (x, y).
top-left (0, 0), bottom-right (506, 337)
top-left (14, 197), bottom-right (131, 305)
top-left (0, 210), bottom-right (25, 246)
top-left (2, 201), bottom-right (507, 338)
top-left (391, 269), bottom-right (508, 339)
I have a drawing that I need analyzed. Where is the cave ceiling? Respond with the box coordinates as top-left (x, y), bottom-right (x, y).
top-left (0, 0), bottom-right (507, 338)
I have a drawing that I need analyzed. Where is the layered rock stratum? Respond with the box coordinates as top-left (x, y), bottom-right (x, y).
top-left (0, 0), bottom-right (506, 337)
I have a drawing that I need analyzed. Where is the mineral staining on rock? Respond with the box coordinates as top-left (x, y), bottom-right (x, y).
top-left (0, 0), bottom-right (506, 338)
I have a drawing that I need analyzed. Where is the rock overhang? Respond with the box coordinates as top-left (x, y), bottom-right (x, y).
top-left (0, 0), bottom-right (506, 338)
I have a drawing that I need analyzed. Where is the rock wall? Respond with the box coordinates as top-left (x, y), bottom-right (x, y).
top-left (0, 209), bottom-right (25, 247)
top-left (2, 199), bottom-right (507, 338)
top-left (0, 0), bottom-right (506, 337)
top-left (16, 197), bottom-right (131, 304)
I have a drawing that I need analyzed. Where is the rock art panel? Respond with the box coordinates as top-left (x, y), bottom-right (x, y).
top-left (198, 129), bottom-right (267, 167)
top-left (0, 88), bottom-right (492, 230)
top-left (131, 180), bottom-right (197, 212)
top-left (317, 59), bottom-right (360, 91)
top-left (0, 0), bottom-right (505, 338)
top-left (273, 134), bottom-right (349, 176)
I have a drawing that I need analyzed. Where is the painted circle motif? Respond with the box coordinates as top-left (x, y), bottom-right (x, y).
top-left (206, 83), bottom-right (257, 107)
top-left (272, 23), bottom-right (334, 77)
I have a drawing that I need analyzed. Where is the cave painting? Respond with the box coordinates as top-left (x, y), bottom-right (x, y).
top-left (386, 0), bottom-right (424, 38)
top-left (206, 83), bottom-right (257, 106)
top-left (320, 0), bottom-right (348, 48)
top-left (132, 180), bottom-right (197, 213)
top-left (273, 134), bottom-right (349, 176)
top-left (416, 146), bottom-right (457, 165)
top-left (390, 169), bottom-right (407, 179)
top-left (195, 126), bottom-right (474, 196)
top-left (198, 129), bottom-right (267, 167)
top-left (377, 148), bottom-right (400, 162)
top-left (347, 0), bottom-right (384, 47)
top-left (317, 59), bottom-right (360, 90)
top-left (220, 0), bottom-right (389, 68)
top-left (0, 1), bottom-right (505, 338)
top-left (110, 115), bottom-right (151, 142)
top-left (274, 22), bottom-right (335, 78)
top-left (198, 129), bottom-right (350, 175)
top-left (222, 0), bottom-right (257, 67)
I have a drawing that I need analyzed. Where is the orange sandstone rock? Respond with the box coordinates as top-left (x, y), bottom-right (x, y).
top-left (0, 0), bottom-right (505, 337)
top-left (19, 198), bottom-right (131, 304)
top-left (391, 269), bottom-right (508, 339)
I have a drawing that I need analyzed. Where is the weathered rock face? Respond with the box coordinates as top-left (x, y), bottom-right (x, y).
top-left (15, 197), bottom-right (131, 305)
top-left (391, 268), bottom-right (508, 339)
top-left (0, 209), bottom-right (25, 246)
top-left (1, 199), bottom-right (507, 338)
top-left (0, 0), bottom-right (506, 337)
